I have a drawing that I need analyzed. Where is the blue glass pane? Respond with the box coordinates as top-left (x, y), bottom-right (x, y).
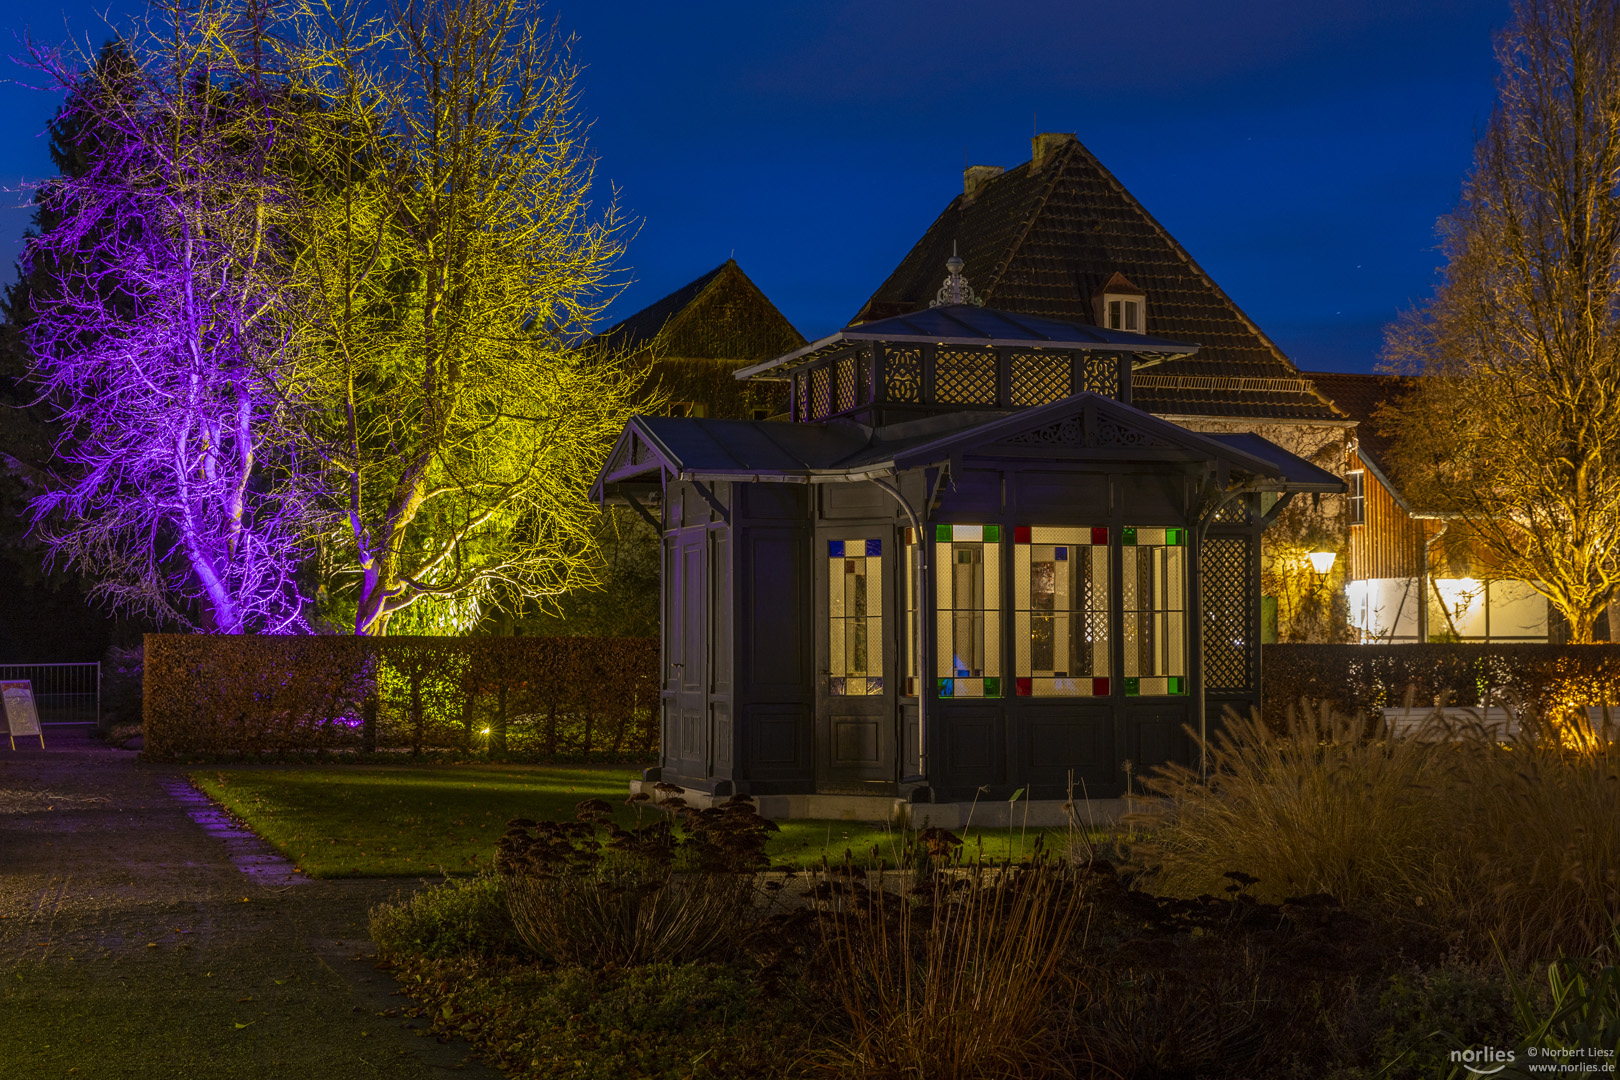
top-left (865, 539), bottom-right (882, 557)
top-left (1054, 546), bottom-right (1068, 561)
top-left (828, 540), bottom-right (845, 558)
top-left (938, 678), bottom-right (954, 698)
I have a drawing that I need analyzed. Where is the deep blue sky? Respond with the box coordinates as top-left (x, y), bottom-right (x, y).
top-left (0, 1), bottom-right (1509, 373)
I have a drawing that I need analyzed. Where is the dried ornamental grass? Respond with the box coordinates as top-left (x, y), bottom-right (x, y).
top-left (813, 851), bottom-right (1085, 1080)
top-left (1138, 703), bottom-right (1620, 963)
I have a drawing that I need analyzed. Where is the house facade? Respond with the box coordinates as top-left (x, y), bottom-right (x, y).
top-left (1306, 372), bottom-right (1557, 643)
top-left (593, 289), bottom-right (1340, 818)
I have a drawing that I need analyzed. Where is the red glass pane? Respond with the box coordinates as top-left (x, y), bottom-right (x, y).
top-left (1014, 526), bottom-right (1031, 544)
top-left (1091, 527), bottom-right (1108, 545)
top-left (1094, 677), bottom-right (1110, 696)
top-left (1016, 678), bottom-right (1032, 696)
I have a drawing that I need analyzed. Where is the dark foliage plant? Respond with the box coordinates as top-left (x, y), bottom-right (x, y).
top-left (498, 792), bottom-right (779, 967)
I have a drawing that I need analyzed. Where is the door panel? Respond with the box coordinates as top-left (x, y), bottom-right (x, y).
top-left (815, 531), bottom-right (896, 789)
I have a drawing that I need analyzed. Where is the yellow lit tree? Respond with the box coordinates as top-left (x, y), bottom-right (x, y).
top-left (1382, 0), bottom-right (1620, 642)
top-left (291, 0), bottom-right (642, 634)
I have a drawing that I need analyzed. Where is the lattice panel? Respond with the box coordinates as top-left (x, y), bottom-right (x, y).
top-left (1081, 354), bottom-right (1120, 397)
top-left (1010, 352), bottom-right (1071, 406)
top-left (809, 365), bottom-right (833, 420)
top-left (1202, 536), bottom-right (1254, 692)
top-left (936, 348), bottom-right (998, 405)
top-left (885, 347), bottom-right (922, 402)
top-left (856, 348), bottom-right (873, 405)
top-left (1214, 499), bottom-right (1249, 525)
top-left (834, 356), bottom-right (857, 413)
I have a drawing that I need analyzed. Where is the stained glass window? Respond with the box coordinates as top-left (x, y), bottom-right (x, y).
top-left (1122, 527), bottom-right (1187, 696)
top-left (1014, 527), bottom-right (1110, 697)
top-left (934, 524), bottom-right (1001, 698)
top-left (828, 539), bottom-right (883, 696)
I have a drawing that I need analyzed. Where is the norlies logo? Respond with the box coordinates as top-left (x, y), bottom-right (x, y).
top-left (1451, 1047), bottom-right (1516, 1075)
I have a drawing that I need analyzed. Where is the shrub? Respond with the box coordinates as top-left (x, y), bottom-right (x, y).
top-left (142, 632), bottom-right (657, 760)
top-left (370, 873), bottom-right (519, 960)
top-left (1262, 642), bottom-right (1620, 734)
top-left (814, 852), bottom-right (1085, 1080)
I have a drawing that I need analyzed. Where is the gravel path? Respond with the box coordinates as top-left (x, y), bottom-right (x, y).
top-left (0, 727), bottom-right (504, 1079)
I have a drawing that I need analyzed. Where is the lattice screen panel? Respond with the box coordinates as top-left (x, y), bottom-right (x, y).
top-left (834, 356), bottom-right (857, 413)
top-left (1081, 354), bottom-right (1120, 397)
top-left (885, 347), bottom-right (922, 402)
top-left (809, 365), bottom-right (833, 420)
top-left (1214, 498), bottom-right (1250, 525)
top-left (936, 348), bottom-right (998, 405)
top-left (1201, 536), bottom-right (1254, 692)
top-left (1010, 352), bottom-right (1071, 406)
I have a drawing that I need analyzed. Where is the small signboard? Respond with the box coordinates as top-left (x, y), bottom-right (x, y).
top-left (1, 681), bottom-right (44, 750)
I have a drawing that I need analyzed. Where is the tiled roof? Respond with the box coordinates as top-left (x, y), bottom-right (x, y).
top-left (595, 260), bottom-right (805, 360)
top-left (856, 134), bottom-right (1344, 423)
top-left (597, 263), bottom-right (731, 353)
top-left (1303, 371), bottom-right (1420, 480)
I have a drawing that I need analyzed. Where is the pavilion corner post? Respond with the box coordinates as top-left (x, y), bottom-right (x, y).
top-left (869, 475), bottom-right (930, 789)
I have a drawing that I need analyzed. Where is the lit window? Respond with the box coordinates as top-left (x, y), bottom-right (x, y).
top-left (1122, 527), bottom-right (1187, 695)
top-left (934, 524), bottom-right (1001, 698)
top-left (1014, 527), bottom-right (1110, 696)
top-left (1347, 470), bottom-right (1365, 525)
top-left (828, 539), bottom-right (882, 696)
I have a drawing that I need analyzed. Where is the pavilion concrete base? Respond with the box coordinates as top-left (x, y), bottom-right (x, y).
top-left (628, 781), bottom-right (1144, 829)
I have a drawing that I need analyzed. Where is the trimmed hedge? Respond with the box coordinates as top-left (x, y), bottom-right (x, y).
top-left (143, 633), bottom-right (657, 760)
top-left (1262, 643), bottom-right (1620, 730)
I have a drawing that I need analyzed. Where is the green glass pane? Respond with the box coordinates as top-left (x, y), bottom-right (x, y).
top-left (1166, 527), bottom-right (1183, 546)
top-left (1122, 527), bottom-right (1137, 546)
top-left (1124, 676), bottom-right (1140, 696)
top-left (935, 523), bottom-right (953, 542)
top-left (937, 677), bottom-right (953, 697)
top-left (1168, 676), bottom-right (1183, 695)
top-left (984, 525), bottom-right (1001, 543)
top-left (984, 676), bottom-right (1001, 697)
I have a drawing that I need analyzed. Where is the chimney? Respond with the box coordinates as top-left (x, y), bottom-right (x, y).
top-left (963, 164), bottom-right (1004, 202)
top-left (1030, 131), bottom-right (1077, 173)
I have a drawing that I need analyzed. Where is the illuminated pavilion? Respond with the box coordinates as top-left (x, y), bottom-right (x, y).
top-left (593, 259), bottom-right (1341, 824)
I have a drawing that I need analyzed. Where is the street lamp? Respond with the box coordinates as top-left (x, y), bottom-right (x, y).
top-left (1308, 550), bottom-right (1337, 576)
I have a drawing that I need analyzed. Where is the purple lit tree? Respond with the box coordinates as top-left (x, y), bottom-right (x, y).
top-left (22, 1), bottom-right (319, 633)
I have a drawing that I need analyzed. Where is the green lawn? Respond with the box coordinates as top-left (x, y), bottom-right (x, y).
top-left (191, 766), bottom-right (1061, 877)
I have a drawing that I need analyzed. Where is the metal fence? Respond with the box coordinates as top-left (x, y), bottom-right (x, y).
top-left (0, 663), bottom-right (100, 725)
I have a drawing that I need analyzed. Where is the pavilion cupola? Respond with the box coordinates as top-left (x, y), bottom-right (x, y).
top-left (732, 256), bottom-right (1198, 426)
top-left (1093, 272), bottom-right (1147, 334)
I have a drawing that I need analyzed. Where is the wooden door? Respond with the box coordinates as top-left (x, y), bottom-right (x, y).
top-left (815, 533), bottom-right (896, 789)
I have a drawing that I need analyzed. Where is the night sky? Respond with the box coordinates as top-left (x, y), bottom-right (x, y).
top-left (0, 1), bottom-right (1509, 373)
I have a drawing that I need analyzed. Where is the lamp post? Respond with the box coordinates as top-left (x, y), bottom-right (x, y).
top-left (1307, 550), bottom-right (1338, 642)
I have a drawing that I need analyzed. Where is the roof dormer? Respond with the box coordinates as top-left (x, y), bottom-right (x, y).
top-left (1092, 272), bottom-right (1147, 334)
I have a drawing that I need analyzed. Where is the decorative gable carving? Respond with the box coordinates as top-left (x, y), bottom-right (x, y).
top-left (1095, 415), bottom-right (1174, 449)
top-left (993, 409), bottom-right (1176, 452)
top-left (1002, 416), bottom-right (1086, 447)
